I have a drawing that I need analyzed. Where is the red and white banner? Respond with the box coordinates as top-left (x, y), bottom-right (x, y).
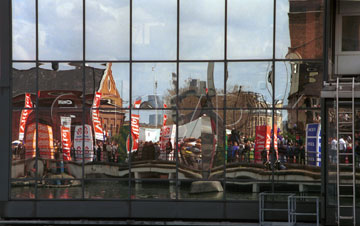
top-left (127, 100), bottom-right (141, 152)
top-left (254, 125), bottom-right (278, 163)
top-left (61, 126), bottom-right (71, 161)
top-left (25, 123), bottom-right (54, 160)
top-left (92, 92), bottom-right (104, 141)
top-left (19, 93), bottom-right (33, 140)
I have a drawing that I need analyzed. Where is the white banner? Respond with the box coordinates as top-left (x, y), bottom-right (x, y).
top-left (74, 124), bottom-right (94, 162)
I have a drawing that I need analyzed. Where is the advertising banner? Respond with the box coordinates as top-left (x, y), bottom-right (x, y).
top-left (305, 123), bottom-right (321, 166)
top-left (25, 123), bottom-right (54, 160)
top-left (159, 125), bottom-right (176, 160)
top-left (74, 124), bottom-right (94, 162)
top-left (92, 92), bottom-right (104, 141)
top-left (254, 125), bottom-right (271, 163)
top-left (60, 126), bottom-right (71, 161)
top-left (127, 99), bottom-right (142, 152)
top-left (19, 93), bottom-right (33, 140)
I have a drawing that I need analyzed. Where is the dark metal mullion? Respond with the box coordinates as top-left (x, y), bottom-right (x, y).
top-left (8, 0), bottom-right (13, 201)
top-left (35, 0), bottom-right (39, 200)
top-left (223, 0), bottom-right (227, 205)
top-left (81, 0), bottom-right (86, 200)
top-left (175, 0), bottom-right (180, 201)
top-left (271, 0), bottom-right (277, 193)
top-left (129, 0), bottom-right (133, 216)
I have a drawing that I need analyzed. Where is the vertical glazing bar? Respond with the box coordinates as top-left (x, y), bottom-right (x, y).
top-left (35, 0), bottom-right (39, 200)
top-left (175, 0), bottom-right (180, 200)
top-left (336, 78), bottom-right (340, 224)
top-left (129, 0), bottom-right (133, 216)
top-left (317, 198), bottom-right (319, 226)
top-left (223, 0), bottom-right (227, 204)
top-left (352, 77), bottom-right (356, 225)
top-left (271, 0), bottom-right (276, 193)
top-left (82, 0), bottom-right (86, 199)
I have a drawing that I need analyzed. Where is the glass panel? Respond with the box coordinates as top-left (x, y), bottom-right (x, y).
top-left (85, 180), bottom-right (129, 199)
top-left (226, 180), bottom-right (271, 201)
top-left (85, 63), bottom-right (130, 109)
top-left (342, 16), bottom-right (360, 52)
top-left (179, 62), bottom-right (224, 109)
top-left (132, 63), bottom-right (176, 108)
top-left (11, 182), bottom-right (36, 199)
top-left (227, 62), bottom-right (272, 107)
top-left (131, 180), bottom-right (176, 199)
top-left (12, 63), bottom-right (37, 108)
top-left (133, 0), bottom-right (177, 60)
top-left (37, 179), bottom-right (82, 199)
top-left (178, 180), bottom-right (224, 200)
top-left (227, 0), bottom-right (273, 59)
top-left (178, 110), bottom-right (224, 179)
top-left (180, 0), bottom-right (225, 60)
top-left (86, 0), bottom-right (130, 60)
top-left (276, 0), bottom-right (324, 59)
top-left (275, 61), bottom-right (323, 108)
top-left (38, 0), bottom-right (83, 60)
top-left (131, 110), bottom-right (176, 180)
top-left (85, 109), bottom-right (130, 179)
top-left (11, 109), bottom-right (36, 179)
top-left (12, 0), bottom-right (36, 60)
top-left (38, 63), bottom-right (83, 108)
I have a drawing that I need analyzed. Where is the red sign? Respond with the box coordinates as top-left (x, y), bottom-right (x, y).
top-left (61, 126), bottom-right (71, 161)
top-left (18, 93), bottom-right (33, 140)
top-left (92, 92), bottom-right (104, 141)
top-left (127, 100), bottom-right (142, 152)
top-left (25, 123), bottom-right (54, 159)
top-left (254, 125), bottom-right (278, 163)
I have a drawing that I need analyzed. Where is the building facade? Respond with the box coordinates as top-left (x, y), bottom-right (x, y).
top-left (1, 0), bottom-right (360, 225)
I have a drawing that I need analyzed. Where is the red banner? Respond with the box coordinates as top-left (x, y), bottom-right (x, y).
top-left (19, 93), bottom-right (33, 140)
top-left (92, 92), bottom-right (104, 141)
top-left (127, 100), bottom-right (141, 152)
top-left (254, 126), bottom-right (271, 163)
top-left (61, 126), bottom-right (71, 161)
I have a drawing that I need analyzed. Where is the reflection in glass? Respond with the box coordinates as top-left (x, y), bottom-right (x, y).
top-left (86, 0), bottom-right (130, 60)
top-left (227, 0), bottom-right (273, 59)
top-left (37, 180), bottom-right (82, 199)
top-left (227, 62), bottom-right (272, 107)
top-left (12, 63), bottom-right (37, 108)
top-left (38, 63), bottom-right (83, 108)
top-left (132, 63), bottom-right (176, 108)
top-left (276, 0), bottom-right (324, 59)
top-left (38, 0), bottom-right (83, 60)
top-left (133, 0), bottom-right (177, 60)
top-left (180, 0), bottom-right (224, 60)
top-left (178, 180), bottom-right (224, 200)
top-left (11, 183), bottom-right (36, 199)
top-left (85, 180), bottom-right (129, 199)
top-left (86, 63), bottom-right (130, 108)
top-left (179, 63), bottom-right (224, 109)
top-left (131, 180), bottom-right (176, 199)
top-left (275, 62), bottom-right (323, 108)
top-left (178, 110), bottom-right (224, 179)
top-left (12, 0), bottom-right (36, 60)
top-left (342, 16), bottom-right (360, 52)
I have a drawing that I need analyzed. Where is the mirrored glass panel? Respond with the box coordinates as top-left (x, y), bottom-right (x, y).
top-left (276, 0), bottom-right (324, 59)
top-left (275, 61), bottom-right (323, 109)
top-left (227, 0), bottom-right (273, 59)
top-left (38, 0), bottom-right (83, 60)
top-left (38, 63), bottom-right (83, 108)
top-left (11, 109), bottom-right (36, 179)
top-left (12, 0), bottom-right (36, 60)
top-left (133, 0), bottom-right (177, 60)
top-left (178, 180), bottom-right (224, 200)
top-left (85, 63), bottom-right (130, 109)
top-left (178, 110), bottom-right (224, 180)
top-left (11, 182), bottom-right (36, 199)
top-left (86, 0), bottom-right (130, 60)
top-left (180, 0), bottom-right (225, 60)
top-left (132, 63), bottom-right (176, 109)
top-left (227, 62), bottom-right (272, 107)
top-left (37, 179), bottom-right (82, 199)
top-left (131, 180), bottom-right (176, 199)
top-left (85, 180), bottom-right (129, 199)
top-left (226, 180), bottom-right (271, 201)
top-left (12, 63), bottom-right (37, 108)
top-left (179, 63), bottom-right (224, 109)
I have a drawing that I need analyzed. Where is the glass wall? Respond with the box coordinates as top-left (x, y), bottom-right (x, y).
top-left (10, 0), bottom-right (324, 201)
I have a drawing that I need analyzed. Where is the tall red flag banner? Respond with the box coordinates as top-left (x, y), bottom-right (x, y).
top-left (127, 99), bottom-right (141, 152)
top-left (92, 92), bottom-right (104, 141)
top-left (254, 125), bottom-right (271, 163)
top-left (61, 126), bottom-right (71, 161)
top-left (25, 123), bottom-right (54, 159)
top-left (19, 93), bottom-right (33, 140)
